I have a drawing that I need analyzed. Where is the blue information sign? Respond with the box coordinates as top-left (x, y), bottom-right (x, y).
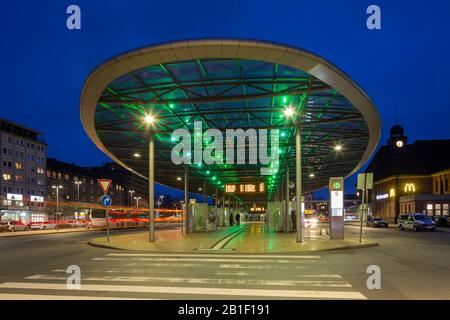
top-left (100, 195), bottom-right (112, 208)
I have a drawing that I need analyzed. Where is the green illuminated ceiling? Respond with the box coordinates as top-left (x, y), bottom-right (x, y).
top-left (93, 58), bottom-right (369, 200)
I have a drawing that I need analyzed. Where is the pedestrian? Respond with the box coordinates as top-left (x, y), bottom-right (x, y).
top-left (229, 211), bottom-right (234, 226)
top-left (291, 209), bottom-right (296, 232)
top-left (236, 212), bottom-right (241, 226)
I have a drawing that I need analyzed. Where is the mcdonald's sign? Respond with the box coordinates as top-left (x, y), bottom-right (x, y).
top-left (404, 183), bottom-right (416, 193)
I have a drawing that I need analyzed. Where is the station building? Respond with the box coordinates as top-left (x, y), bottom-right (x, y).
top-left (366, 125), bottom-right (450, 223)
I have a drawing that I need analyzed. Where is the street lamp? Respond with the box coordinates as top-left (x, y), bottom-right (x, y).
top-left (129, 190), bottom-right (135, 207)
top-left (283, 106), bottom-right (295, 118)
top-left (334, 144), bottom-right (343, 152)
top-left (52, 185), bottom-right (63, 225)
top-left (74, 181), bottom-right (82, 201)
top-left (134, 196), bottom-right (141, 208)
top-left (158, 195), bottom-right (165, 208)
top-left (74, 181), bottom-right (82, 221)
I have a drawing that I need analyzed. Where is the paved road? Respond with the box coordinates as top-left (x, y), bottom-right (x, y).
top-left (0, 224), bottom-right (448, 299)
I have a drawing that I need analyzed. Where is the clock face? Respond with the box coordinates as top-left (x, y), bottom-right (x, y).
top-left (396, 140), bottom-right (404, 148)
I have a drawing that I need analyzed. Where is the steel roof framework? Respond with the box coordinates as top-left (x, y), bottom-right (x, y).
top-left (92, 57), bottom-right (369, 201)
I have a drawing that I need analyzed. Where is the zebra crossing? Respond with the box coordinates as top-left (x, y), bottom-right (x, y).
top-left (0, 253), bottom-right (367, 300)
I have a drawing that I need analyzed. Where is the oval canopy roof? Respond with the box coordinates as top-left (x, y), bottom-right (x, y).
top-left (80, 39), bottom-right (380, 201)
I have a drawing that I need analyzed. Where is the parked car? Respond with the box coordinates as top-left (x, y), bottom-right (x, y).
top-left (398, 213), bottom-right (435, 232)
top-left (366, 217), bottom-right (389, 228)
top-left (29, 221), bottom-right (57, 230)
top-left (432, 215), bottom-right (449, 227)
top-left (7, 221), bottom-right (29, 232)
top-left (68, 220), bottom-right (86, 228)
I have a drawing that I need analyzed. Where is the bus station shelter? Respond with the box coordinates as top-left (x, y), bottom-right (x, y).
top-left (80, 39), bottom-right (380, 243)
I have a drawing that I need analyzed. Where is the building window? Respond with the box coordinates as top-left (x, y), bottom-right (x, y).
top-left (15, 162), bottom-right (23, 170)
top-left (15, 175), bottom-right (25, 183)
top-left (426, 204), bottom-right (433, 216)
top-left (65, 174), bottom-right (69, 180)
top-left (57, 172), bottom-right (62, 180)
top-left (435, 204), bottom-right (442, 216)
top-left (2, 161), bottom-right (12, 168)
top-left (444, 204), bottom-right (449, 216)
top-left (2, 174), bottom-right (12, 181)
top-left (37, 167), bottom-right (44, 174)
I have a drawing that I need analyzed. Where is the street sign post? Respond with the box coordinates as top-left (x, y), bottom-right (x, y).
top-left (97, 179), bottom-right (112, 194)
top-left (329, 177), bottom-right (344, 239)
top-left (98, 179), bottom-right (112, 242)
top-left (357, 173), bottom-right (373, 243)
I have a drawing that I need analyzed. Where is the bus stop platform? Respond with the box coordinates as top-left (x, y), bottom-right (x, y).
top-left (88, 223), bottom-right (378, 253)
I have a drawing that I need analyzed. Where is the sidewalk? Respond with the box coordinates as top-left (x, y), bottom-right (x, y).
top-left (89, 223), bottom-right (378, 253)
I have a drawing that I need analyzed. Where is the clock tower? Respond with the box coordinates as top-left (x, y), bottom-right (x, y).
top-left (387, 125), bottom-right (408, 153)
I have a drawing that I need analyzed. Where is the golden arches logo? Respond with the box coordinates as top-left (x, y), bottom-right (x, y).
top-left (404, 183), bottom-right (416, 193)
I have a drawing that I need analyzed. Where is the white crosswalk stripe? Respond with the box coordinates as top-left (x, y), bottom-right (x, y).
top-left (0, 253), bottom-right (367, 300)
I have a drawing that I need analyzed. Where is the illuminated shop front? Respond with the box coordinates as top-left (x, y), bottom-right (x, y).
top-left (0, 193), bottom-right (47, 223)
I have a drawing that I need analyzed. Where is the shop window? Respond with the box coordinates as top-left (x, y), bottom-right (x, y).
top-left (435, 204), bottom-right (442, 216)
top-left (426, 203), bottom-right (433, 216)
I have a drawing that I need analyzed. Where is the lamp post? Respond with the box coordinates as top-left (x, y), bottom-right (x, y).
top-left (134, 196), bottom-right (141, 208)
top-left (75, 181), bottom-right (82, 220)
top-left (75, 181), bottom-right (82, 201)
top-left (158, 195), bottom-right (165, 208)
top-left (52, 185), bottom-right (63, 226)
top-left (129, 190), bottom-right (135, 207)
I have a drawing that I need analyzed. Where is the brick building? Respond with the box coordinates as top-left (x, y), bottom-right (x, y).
top-left (366, 125), bottom-right (450, 223)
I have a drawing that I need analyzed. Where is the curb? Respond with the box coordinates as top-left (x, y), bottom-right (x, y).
top-left (319, 242), bottom-right (379, 251)
top-left (87, 240), bottom-right (128, 250)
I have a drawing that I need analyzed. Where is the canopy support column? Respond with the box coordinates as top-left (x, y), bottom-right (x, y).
top-left (183, 167), bottom-right (189, 234)
top-left (296, 122), bottom-right (304, 243)
top-left (285, 159), bottom-right (289, 234)
top-left (148, 132), bottom-right (155, 242)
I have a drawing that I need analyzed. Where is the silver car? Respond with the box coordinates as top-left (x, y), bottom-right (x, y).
top-left (7, 221), bottom-right (29, 232)
top-left (398, 213), bottom-right (436, 232)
